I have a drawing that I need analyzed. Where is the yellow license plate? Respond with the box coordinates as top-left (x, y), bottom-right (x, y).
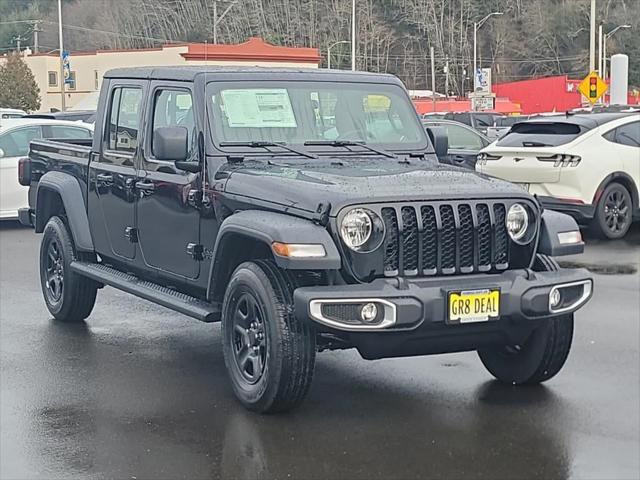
top-left (448, 289), bottom-right (500, 323)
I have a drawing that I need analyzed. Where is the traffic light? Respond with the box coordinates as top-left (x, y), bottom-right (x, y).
top-left (589, 76), bottom-right (598, 98)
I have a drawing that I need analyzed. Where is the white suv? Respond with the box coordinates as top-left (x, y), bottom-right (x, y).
top-left (477, 113), bottom-right (640, 239)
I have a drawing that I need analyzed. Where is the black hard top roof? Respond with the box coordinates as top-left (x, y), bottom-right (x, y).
top-left (104, 66), bottom-right (401, 85)
top-left (524, 112), bottom-right (637, 129)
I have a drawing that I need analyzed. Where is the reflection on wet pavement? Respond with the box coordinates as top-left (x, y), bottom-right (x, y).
top-left (1, 221), bottom-right (639, 480)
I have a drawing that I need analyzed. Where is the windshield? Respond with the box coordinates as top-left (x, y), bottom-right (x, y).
top-left (206, 81), bottom-right (428, 152)
top-left (496, 121), bottom-right (587, 147)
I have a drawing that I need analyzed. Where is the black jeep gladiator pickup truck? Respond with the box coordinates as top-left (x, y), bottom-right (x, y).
top-left (18, 67), bottom-right (593, 413)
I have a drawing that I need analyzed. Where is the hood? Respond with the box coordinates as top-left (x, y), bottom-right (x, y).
top-left (223, 157), bottom-right (531, 215)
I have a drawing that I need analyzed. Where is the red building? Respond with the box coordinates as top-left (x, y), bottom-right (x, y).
top-left (493, 75), bottom-right (640, 114)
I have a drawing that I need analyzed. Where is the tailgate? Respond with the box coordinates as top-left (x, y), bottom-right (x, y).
top-left (478, 150), bottom-right (563, 183)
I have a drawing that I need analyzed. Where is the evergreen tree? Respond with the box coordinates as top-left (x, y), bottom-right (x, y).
top-left (0, 53), bottom-right (41, 113)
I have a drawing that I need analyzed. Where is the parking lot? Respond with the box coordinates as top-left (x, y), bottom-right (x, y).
top-left (0, 221), bottom-right (638, 479)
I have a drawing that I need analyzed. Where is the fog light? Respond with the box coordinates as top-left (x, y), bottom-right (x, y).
top-left (360, 303), bottom-right (378, 323)
top-left (549, 289), bottom-right (562, 308)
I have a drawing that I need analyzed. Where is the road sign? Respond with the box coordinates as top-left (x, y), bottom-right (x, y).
top-left (62, 50), bottom-right (71, 83)
top-left (578, 71), bottom-right (607, 104)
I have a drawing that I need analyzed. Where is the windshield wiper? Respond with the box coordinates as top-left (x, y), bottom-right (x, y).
top-left (219, 141), bottom-right (317, 159)
top-left (303, 140), bottom-right (397, 159)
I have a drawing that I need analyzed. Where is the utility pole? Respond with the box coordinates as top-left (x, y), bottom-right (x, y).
top-left (589, 0), bottom-right (596, 72)
top-left (351, 0), bottom-right (356, 71)
top-left (444, 56), bottom-right (450, 97)
top-left (430, 46), bottom-right (436, 112)
top-left (58, 0), bottom-right (66, 111)
top-left (33, 20), bottom-right (42, 53)
top-left (598, 24), bottom-right (603, 76)
top-left (472, 12), bottom-right (502, 90)
top-left (12, 34), bottom-right (26, 52)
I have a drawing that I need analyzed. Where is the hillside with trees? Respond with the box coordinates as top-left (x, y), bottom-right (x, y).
top-left (1, 0), bottom-right (638, 93)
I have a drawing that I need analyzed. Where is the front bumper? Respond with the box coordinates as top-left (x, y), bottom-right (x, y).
top-left (538, 196), bottom-right (595, 223)
top-left (294, 268), bottom-right (592, 359)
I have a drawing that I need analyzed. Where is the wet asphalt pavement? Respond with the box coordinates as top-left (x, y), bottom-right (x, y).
top-left (1, 222), bottom-right (638, 480)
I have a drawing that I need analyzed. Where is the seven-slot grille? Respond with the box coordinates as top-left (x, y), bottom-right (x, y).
top-left (380, 202), bottom-right (510, 277)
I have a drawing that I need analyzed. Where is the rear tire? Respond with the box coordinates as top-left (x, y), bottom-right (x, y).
top-left (221, 260), bottom-right (316, 413)
top-left (592, 182), bottom-right (632, 239)
top-left (39, 216), bottom-right (98, 322)
top-left (477, 254), bottom-right (574, 384)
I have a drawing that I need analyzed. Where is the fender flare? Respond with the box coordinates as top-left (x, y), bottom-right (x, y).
top-left (35, 171), bottom-right (94, 252)
top-left (207, 210), bottom-right (341, 300)
top-left (593, 171), bottom-right (639, 210)
top-left (537, 209), bottom-right (584, 257)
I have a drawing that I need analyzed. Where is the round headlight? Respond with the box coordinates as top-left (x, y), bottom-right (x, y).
top-left (340, 208), bottom-right (372, 249)
top-left (506, 203), bottom-right (529, 242)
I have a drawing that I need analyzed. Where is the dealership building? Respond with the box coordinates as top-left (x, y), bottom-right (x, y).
top-left (1, 38), bottom-right (321, 112)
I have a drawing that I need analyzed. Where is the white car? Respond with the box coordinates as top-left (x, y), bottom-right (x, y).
top-left (476, 113), bottom-right (640, 239)
top-left (0, 108), bottom-right (26, 120)
top-left (0, 119), bottom-right (93, 220)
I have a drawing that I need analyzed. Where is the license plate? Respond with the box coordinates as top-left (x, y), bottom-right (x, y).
top-left (448, 289), bottom-right (500, 323)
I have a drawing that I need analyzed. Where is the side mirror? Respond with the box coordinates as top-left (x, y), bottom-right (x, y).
top-left (425, 126), bottom-right (449, 158)
top-left (0, 148), bottom-right (5, 159)
top-left (153, 126), bottom-right (189, 162)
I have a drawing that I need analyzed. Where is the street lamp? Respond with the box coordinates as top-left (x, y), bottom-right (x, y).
top-left (473, 11), bottom-right (503, 84)
top-left (603, 24), bottom-right (631, 79)
top-left (327, 40), bottom-right (350, 69)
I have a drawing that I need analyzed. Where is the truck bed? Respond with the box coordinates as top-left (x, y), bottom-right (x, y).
top-left (29, 138), bottom-right (93, 183)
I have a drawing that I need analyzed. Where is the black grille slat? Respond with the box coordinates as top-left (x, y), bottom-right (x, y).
top-left (476, 204), bottom-right (492, 268)
top-left (420, 206), bottom-right (438, 273)
top-left (493, 204), bottom-right (509, 267)
top-left (381, 208), bottom-right (399, 275)
top-left (439, 205), bottom-right (456, 273)
top-left (401, 207), bottom-right (419, 274)
top-left (458, 204), bottom-right (474, 271)
top-left (369, 201), bottom-right (514, 277)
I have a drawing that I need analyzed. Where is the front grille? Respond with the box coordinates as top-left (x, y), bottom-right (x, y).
top-left (380, 201), bottom-right (511, 277)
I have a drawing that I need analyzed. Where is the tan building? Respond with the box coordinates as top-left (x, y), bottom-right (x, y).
top-left (1, 38), bottom-right (321, 113)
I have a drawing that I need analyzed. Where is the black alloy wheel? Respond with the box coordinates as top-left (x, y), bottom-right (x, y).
top-left (44, 238), bottom-right (64, 303)
top-left (39, 216), bottom-right (99, 322)
top-left (602, 186), bottom-right (631, 236)
top-left (231, 291), bottom-right (268, 385)
top-left (221, 260), bottom-right (316, 413)
top-left (593, 182), bottom-right (633, 239)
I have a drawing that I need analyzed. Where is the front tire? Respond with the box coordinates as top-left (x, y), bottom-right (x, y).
top-left (477, 254), bottom-right (574, 385)
top-left (592, 182), bottom-right (633, 239)
top-left (221, 260), bottom-right (316, 413)
top-left (39, 216), bottom-right (98, 322)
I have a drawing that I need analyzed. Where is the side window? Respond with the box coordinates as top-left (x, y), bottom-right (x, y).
top-left (151, 89), bottom-right (194, 158)
top-left (0, 126), bottom-right (42, 157)
top-left (615, 121), bottom-right (640, 147)
top-left (48, 126), bottom-right (93, 139)
top-left (107, 87), bottom-right (143, 153)
top-left (446, 124), bottom-right (483, 150)
top-left (454, 113), bottom-right (471, 126)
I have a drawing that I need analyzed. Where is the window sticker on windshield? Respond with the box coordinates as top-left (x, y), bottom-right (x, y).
top-left (220, 89), bottom-right (297, 128)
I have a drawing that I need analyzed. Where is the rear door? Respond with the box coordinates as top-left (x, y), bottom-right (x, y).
top-left (135, 82), bottom-right (201, 279)
top-left (605, 119), bottom-right (640, 193)
top-left (0, 125), bottom-right (42, 217)
top-left (88, 82), bottom-right (146, 261)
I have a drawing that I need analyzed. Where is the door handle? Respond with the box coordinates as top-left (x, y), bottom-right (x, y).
top-left (135, 180), bottom-right (155, 193)
top-left (96, 173), bottom-right (113, 182)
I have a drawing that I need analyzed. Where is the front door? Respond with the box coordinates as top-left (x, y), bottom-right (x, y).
top-left (136, 84), bottom-right (201, 279)
top-left (89, 84), bottom-right (145, 260)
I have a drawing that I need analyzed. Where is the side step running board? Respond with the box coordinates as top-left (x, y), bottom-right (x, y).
top-left (71, 261), bottom-right (221, 322)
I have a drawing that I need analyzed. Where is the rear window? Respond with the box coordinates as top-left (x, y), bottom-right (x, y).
top-left (496, 122), bottom-right (586, 147)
